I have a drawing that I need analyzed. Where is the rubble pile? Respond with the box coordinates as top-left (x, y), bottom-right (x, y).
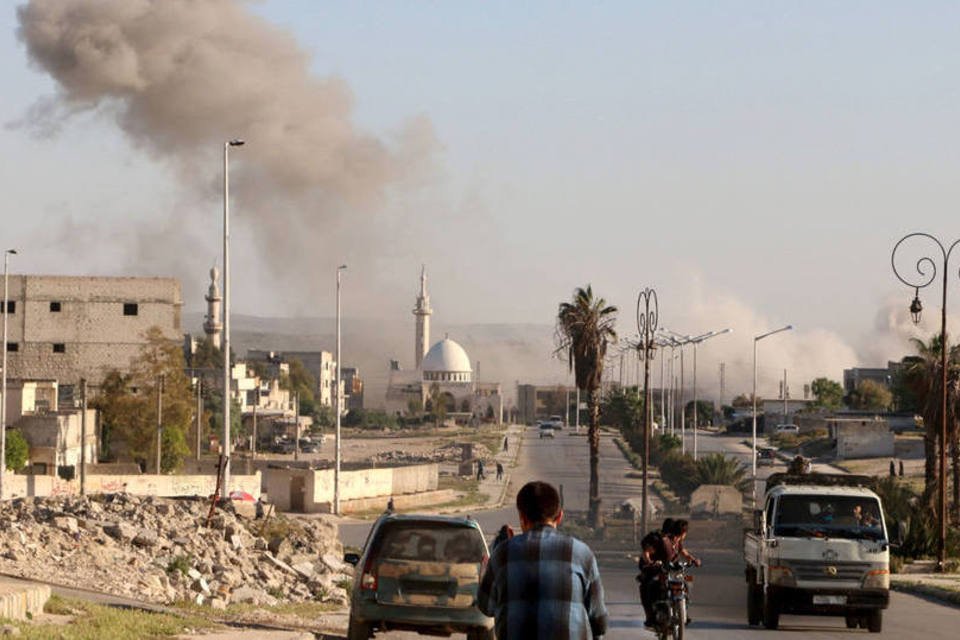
top-left (0, 494), bottom-right (352, 608)
top-left (371, 442), bottom-right (492, 464)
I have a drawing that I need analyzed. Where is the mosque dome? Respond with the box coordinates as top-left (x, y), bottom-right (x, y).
top-left (422, 338), bottom-right (473, 382)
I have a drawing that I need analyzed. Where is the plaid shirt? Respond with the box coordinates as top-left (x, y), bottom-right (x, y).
top-left (477, 524), bottom-right (608, 639)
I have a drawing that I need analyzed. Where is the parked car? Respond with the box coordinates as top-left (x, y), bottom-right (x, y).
top-left (774, 424), bottom-right (800, 435)
top-left (539, 426), bottom-right (555, 439)
top-left (757, 447), bottom-right (777, 466)
top-left (344, 514), bottom-right (493, 640)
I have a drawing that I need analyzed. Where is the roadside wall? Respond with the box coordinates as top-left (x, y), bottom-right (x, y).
top-left (833, 421), bottom-right (895, 459)
top-left (2, 472), bottom-right (261, 499)
top-left (263, 464), bottom-right (439, 513)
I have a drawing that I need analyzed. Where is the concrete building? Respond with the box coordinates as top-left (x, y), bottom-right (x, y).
top-left (3, 275), bottom-right (182, 393)
top-left (246, 349), bottom-right (337, 408)
top-left (342, 367), bottom-right (364, 411)
top-left (384, 268), bottom-right (503, 423)
top-left (829, 418), bottom-right (895, 459)
top-left (517, 384), bottom-right (574, 425)
top-left (761, 398), bottom-right (815, 429)
top-left (6, 380), bottom-right (98, 477)
top-left (843, 362), bottom-right (903, 394)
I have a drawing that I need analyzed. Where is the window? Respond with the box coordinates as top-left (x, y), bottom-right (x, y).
top-left (3, 301), bottom-right (14, 314)
top-left (52, 343), bottom-right (65, 353)
top-left (123, 303), bottom-right (139, 316)
top-left (50, 301), bottom-right (61, 312)
top-left (6, 343), bottom-right (17, 352)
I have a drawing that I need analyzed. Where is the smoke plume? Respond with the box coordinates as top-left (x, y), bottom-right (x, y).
top-left (16, 0), bottom-right (437, 304)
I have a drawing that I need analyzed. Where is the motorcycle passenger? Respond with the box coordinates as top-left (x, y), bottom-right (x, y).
top-left (638, 518), bottom-right (676, 628)
top-left (666, 519), bottom-right (701, 625)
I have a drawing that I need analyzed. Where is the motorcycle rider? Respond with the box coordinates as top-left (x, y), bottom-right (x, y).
top-left (666, 519), bottom-right (701, 625)
top-left (638, 518), bottom-right (676, 628)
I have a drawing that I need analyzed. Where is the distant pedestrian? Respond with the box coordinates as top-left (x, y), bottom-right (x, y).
top-left (496, 461), bottom-right (504, 481)
top-left (503, 437), bottom-right (509, 452)
top-left (477, 459), bottom-right (486, 481)
top-left (255, 496), bottom-right (265, 519)
top-left (386, 496), bottom-right (395, 513)
top-left (890, 459), bottom-right (897, 477)
top-left (899, 460), bottom-right (905, 477)
top-left (478, 481), bottom-right (608, 639)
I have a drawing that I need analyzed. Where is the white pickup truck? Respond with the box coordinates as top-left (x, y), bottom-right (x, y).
top-left (744, 472), bottom-right (895, 633)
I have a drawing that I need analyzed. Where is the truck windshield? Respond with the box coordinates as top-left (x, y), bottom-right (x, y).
top-left (773, 495), bottom-right (885, 541)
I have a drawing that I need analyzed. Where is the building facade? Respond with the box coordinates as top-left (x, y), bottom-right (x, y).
top-left (3, 275), bottom-right (182, 392)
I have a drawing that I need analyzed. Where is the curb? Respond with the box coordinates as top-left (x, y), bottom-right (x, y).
top-left (891, 580), bottom-right (960, 608)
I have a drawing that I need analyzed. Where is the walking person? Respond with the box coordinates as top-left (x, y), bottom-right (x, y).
top-left (503, 436), bottom-right (509, 452)
top-left (476, 459), bottom-right (486, 481)
top-left (496, 461), bottom-right (504, 481)
top-left (478, 481), bottom-right (608, 639)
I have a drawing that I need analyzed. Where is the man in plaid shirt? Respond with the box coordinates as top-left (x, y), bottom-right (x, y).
top-left (478, 481), bottom-right (608, 639)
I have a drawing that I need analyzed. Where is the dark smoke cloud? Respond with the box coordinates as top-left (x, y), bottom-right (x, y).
top-left (16, 0), bottom-right (438, 287)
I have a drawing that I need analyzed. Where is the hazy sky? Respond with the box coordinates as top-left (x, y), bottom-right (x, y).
top-left (3, 1), bottom-right (960, 396)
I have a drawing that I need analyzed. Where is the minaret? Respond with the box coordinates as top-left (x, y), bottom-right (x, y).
top-left (413, 265), bottom-right (432, 369)
top-left (203, 266), bottom-right (223, 349)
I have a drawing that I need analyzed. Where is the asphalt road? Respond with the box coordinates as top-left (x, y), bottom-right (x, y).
top-left (340, 426), bottom-right (960, 639)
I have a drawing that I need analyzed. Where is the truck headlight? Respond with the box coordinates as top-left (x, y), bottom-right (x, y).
top-left (768, 566), bottom-right (796, 587)
top-left (862, 569), bottom-right (889, 589)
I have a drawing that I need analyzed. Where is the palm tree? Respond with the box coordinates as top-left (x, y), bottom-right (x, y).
top-left (694, 453), bottom-right (750, 493)
top-left (556, 285), bottom-right (618, 528)
top-left (903, 334), bottom-right (960, 515)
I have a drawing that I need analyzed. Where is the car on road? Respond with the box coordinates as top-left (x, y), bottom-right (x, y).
top-left (757, 447), bottom-right (777, 466)
top-left (539, 426), bottom-right (555, 439)
top-left (344, 513), bottom-right (493, 640)
top-left (774, 424), bottom-right (800, 435)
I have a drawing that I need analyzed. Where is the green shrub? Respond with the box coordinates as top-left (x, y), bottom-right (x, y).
top-left (166, 554), bottom-right (192, 575)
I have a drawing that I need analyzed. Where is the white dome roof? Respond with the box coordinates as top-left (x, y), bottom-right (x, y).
top-left (422, 338), bottom-right (473, 373)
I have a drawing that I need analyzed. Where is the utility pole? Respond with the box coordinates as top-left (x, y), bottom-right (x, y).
top-left (80, 378), bottom-right (87, 496)
top-left (294, 392), bottom-right (300, 461)
top-left (783, 369), bottom-right (789, 424)
top-left (156, 374), bottom-right (164, 475)
top-left (720, 362), bottom-right (726, 409)
top-left (196, 378), bottom-right (202, 461)
top-left (252, 396), bottom-right (258, 459)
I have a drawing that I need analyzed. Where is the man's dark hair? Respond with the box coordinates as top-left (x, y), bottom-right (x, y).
top-left (516, 481), bottom-right (561, 524)
top-left (669, 519), bottom-right (689, 536)
top-left (661, 518), bottom-right (675, 534)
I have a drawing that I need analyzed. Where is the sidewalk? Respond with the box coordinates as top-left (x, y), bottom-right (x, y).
top-left (475, 424), bottom-right (524, 510)
top-left (891, 572), bottom-right (960, 607)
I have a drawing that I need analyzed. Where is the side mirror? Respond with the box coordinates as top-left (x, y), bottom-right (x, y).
top-left (753, 509), bottom-right (764, 535)
top-left (344, 552), bottom-right (361, 566)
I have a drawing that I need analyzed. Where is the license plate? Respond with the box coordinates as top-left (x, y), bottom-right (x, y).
top-left (813, 595), bottom-right (847, 605)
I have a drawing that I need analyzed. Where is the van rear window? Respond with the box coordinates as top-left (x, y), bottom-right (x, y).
top-left (375, 522), bottom-right (486, 564)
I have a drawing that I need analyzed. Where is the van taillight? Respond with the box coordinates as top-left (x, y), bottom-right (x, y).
top-left (361, 556), bottom-right (378, 591)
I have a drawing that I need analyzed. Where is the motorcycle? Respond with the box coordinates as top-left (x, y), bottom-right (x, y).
top-left (651, 560), bottom-right (695, 640)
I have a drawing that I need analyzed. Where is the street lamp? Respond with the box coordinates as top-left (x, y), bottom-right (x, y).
top-left (661, 329), bottom-right (694, 452)
top-left (222, 138), bottom-right (244, 500)
top-left (891, 232), bottom-right (957, 572)
top-left (636, 287), bottom-right (658, 537)
top-left (752, 324), bottom-right (793, 505)
top-left (334, 264), bottom-right (347, 515)
top-left (0, 249), bottom-right (16, 501)
top-left (689, 328), bottom-right (733, 460)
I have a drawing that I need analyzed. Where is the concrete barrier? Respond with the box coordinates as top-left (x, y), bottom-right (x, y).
top-left (0, 579), bottom-right (50, 620)
top-left (1, 472), bottom-right (262, 500)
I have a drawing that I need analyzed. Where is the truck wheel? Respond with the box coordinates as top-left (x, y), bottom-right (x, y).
top-left (347, 617), bottom-right (372, 640)
top-left (747, 583), bottom-right (762, 626)
top-left (844, 614), bottom-right (858, 629)
top-left (866, 610), bottom-right (882, 633)
top-left (761, 592), bottom-right (780, 630)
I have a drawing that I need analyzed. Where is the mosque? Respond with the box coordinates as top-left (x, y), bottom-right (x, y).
top-left (384, 267), bottom-right (503, 424)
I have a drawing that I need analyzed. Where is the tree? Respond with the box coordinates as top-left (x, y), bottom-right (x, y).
top-left (810, 377), bottom-right (844, 410)
top-left (4, 429), bottom-right (28, 471)
top-left (694, 453), bottom-right (750, 492)
top-left (847, 379), bottom-right (893, 412)
top-left (731, 393), bottom-right (757, 408)
top-left (556, 285), bottom-right (618, 528)
top-left (684, 400), bottom-right (714, 426)
top-left (600, 388), bottom-right (643, 431)
top-left (94, 327), bottom-right (194, 472)
top-left (902, 335), bottom-right (960, 514)
top-left (428, 383), bottom-right (447, 428)
top-left (281, 358), bottom-right (317, 409)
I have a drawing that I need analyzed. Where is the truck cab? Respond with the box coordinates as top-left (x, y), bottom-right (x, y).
top-left (744, 472), bottom-right (892, 633)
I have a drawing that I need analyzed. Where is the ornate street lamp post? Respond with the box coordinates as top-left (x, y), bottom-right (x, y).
top-left (636, 288), bottom-right (658, 536)
top-left (891, 232), bottom-right (956, 572)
